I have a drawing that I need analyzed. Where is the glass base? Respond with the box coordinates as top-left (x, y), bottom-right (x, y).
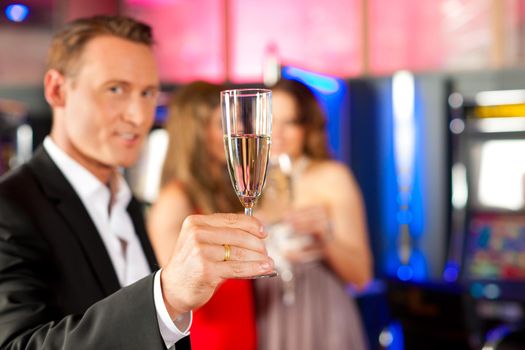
top-left (236, 270), bottom-right (278, 279)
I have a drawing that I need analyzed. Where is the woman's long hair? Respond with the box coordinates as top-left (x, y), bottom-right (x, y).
top-left (160, 81), bottom-right (241, 214)
top-left (271, 79), bottom-right (331, 160)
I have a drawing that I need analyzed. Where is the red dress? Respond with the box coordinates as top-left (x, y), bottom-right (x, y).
top-left (190, 279), bottom-right (257, 350)
top-left (179, 190), bottom-right (256, 350)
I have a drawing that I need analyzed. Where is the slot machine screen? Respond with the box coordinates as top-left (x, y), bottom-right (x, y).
top-left (468, 139), bottom-right (525, 212)
top-left (464, 213), bottom-right (525, 281)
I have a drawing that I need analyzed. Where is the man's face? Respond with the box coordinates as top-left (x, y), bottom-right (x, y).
top-left (56, 35), bottom-right (159, 171)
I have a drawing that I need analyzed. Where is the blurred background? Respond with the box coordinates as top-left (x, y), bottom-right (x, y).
top-left (2, 0), bottom-right (525, 349)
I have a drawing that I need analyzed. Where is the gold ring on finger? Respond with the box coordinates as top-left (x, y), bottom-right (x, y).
top-left (223, 244), bottom-right (231, 261)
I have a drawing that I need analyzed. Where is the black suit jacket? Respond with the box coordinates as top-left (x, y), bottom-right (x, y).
top-left (0, 147), bottom-right (191, 349)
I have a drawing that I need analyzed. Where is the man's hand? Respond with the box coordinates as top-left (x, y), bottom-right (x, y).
top-left (160, 213), bottom-right (274, 319)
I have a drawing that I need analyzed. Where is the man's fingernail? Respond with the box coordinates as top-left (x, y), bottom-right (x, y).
top-left (261, 262), bottom-right (271, 271)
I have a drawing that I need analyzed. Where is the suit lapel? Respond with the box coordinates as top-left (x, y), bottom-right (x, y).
top-left (27, 147), bottom-right (121, 296)
top-left (127, 197), bottom-right (159, 272)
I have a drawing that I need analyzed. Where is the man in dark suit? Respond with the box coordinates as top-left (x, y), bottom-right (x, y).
top-left (0, 16), bottom-right (274, 349)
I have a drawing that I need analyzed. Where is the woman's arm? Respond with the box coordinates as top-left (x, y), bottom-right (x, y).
top-left (321, 162), bottom-right (372, 288)
top-left (147, 182), bottom-right (193, 267)
top-left (288, 161), bottom-right (373, 288)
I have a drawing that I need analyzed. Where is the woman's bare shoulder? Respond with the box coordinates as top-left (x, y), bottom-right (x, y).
top-left (308, 159), bottom-right (353, 182)
top-left (159, 180), bottom-right (190, 198)
top-left (305, 160), bottom-right (359, 199)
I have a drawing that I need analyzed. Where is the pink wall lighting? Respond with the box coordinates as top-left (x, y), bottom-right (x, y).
top-left (230, 0), bottom-right (362, 82)
top-left (368, 0), bottom-right (443, 75)
top-left (125, 0), bottom-right (226, 83)
top-left (369, 0), bottom-right (494, 75)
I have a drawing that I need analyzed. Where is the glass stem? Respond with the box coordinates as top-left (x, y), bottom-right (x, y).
top-left (245, 207), bottom-right (253, 216)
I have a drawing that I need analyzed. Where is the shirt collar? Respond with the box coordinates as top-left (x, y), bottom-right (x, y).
top-left (43, 136), bottom-right (131, 209)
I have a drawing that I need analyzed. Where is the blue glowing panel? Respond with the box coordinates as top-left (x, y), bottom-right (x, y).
top-left (380, 321), bottom-right (405, 350)
top-left (443, 261), bottom-right (460, 282)
top-left (380, 73), bottom-right (428, 281)
top-left (5, 4), bottom-right (29, 22)
top-left (281, 66), bottom-right (349, 161)
top-left (155, 105), bottom-right (168, 125)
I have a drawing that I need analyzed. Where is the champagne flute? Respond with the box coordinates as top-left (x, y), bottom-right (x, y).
top-left (221, 88), bottom-right (272, 216)
top-left (221, 88), bottom-right (276, 278)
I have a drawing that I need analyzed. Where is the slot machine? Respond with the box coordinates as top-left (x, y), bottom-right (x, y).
top-left (447, 89), bottom-right (525, 348)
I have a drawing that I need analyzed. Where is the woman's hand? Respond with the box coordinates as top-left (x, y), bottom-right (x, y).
top-left (281, 205), bottom-right (332, 263)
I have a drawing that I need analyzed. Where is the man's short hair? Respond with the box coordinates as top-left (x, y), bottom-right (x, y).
top-left (47, 15), bottom-right (153, 76)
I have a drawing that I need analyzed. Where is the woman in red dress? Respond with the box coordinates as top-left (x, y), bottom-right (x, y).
top-left (147, 82), bottom-right (256, 350)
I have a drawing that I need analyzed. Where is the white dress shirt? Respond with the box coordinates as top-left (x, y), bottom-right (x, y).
top-left (43, 137), bottom-right (191, 349)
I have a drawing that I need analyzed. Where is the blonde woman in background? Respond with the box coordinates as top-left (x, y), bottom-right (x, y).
top-left (256, 78), bottom-right (372, 350)
top-left (148, 82), bottom-right (257, 350)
